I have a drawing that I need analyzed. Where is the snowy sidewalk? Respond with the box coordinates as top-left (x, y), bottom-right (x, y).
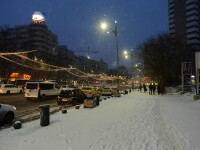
top-left (1, 91), bottom-right (200, 150)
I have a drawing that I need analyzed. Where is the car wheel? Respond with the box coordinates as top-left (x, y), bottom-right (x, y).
top-left (6, 91), bottom-right (10, 95)
top-left (19, 90), bottom-right (22, 94)
top-left (3, 112), bottom-right (14, 125)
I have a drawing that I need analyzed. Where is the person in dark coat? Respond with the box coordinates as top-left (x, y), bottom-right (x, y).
top-left (149, 83), bottom-right (153, 95)
top-left (152, 83), bottom-right (156, 95)
top-left (143, 84), bottom-right (147, 92)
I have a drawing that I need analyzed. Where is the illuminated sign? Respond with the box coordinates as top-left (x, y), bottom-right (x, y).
top-left (10, 73), bottom-right (31, 80)
top-left (23, 74), bottom-right (31, 80)
top-left (32, 11), bottom-right (46, 23)
top-left (10, 73), bottom-right (19, 78)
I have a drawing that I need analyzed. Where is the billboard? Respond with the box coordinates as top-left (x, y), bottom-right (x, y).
top-left (32, 11), bottom-right (46, 23)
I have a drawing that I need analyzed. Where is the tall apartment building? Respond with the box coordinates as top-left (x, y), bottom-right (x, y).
top-left (8, 23), bottom-right (58, 64)
top-left (168, 0), bottom-right (200, 51)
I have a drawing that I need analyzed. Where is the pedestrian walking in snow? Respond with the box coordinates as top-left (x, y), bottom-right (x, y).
top-left (143, 84), bottom-right (147, 92)
top-left (152, 83), bottom-right (156, 95)
top-left (149, 83), bottom-right (153, 95)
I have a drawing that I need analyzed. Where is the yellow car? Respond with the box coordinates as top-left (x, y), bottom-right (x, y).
top-left (82, 87), bottom-right (101, 96)
top-left (102, 87), bottom-right (117, 96)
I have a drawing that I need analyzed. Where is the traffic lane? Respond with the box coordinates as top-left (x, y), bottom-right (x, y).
top-left (0, 94), bottom-right (57, 113)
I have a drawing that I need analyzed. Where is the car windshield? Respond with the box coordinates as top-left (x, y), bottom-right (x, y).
top-left (26, 83), bottom-right (38, 89)
top-left (61, 85), bottom-right (67, 88)
top-left (59, 90), bottom-right (72, 97)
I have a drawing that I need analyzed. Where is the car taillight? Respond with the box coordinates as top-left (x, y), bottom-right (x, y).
top-left (2, 88), bottom-right (4, 91)
top-left (24, 86), bottom-right (26, 91)
top-left (38, 86), bottom-right (40, 92)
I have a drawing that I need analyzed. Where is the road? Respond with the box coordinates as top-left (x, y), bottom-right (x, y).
top-left (0, 94), bottom-right (57, 113)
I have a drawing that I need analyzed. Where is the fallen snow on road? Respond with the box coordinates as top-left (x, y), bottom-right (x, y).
top-left (1, 91), bottom-right (200, 150)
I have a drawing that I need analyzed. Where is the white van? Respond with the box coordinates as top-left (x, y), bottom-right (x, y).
top-left (0, 84), bottom-right (23, 95)
top-left (24, 82), bottom-right (60, 100)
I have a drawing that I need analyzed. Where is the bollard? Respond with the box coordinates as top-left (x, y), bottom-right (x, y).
top-left (62, 109), bottom-right (67, 114)
top-left (39, 104), bottom-right (50, 126)
top-left (96, 96), bottom-right (100, 106)
top-left (75, 105), bottom-right (80, 109)
top-left (13, 121), bottom-right (22, 129)
top-left (129, 89), bottom-right (131, 93)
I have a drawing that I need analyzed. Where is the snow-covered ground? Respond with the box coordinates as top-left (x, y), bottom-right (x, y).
top-left (1, 91), bottom-right (200, 150)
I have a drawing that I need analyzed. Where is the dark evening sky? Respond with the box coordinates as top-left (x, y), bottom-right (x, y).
top-left (0, 0), bottom-right (169, 68)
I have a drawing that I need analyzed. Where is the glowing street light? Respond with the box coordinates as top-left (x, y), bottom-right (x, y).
top-left (123, 50), bottom-right (128, 55)
top-left (100, 22), bottom-right (107, 30)
top-left (125, 55), bottom-right (128, 59)
top-left (135, 64), bottom-right (138, 67)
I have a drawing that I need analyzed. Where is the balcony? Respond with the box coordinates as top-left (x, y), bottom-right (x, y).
top-left (186, 0), bottom-right (198, 5)
top-left (187, 39), bottom-right (200, 44)
top-left (186, 21), bottom-right (199, 27)
top-left (186, 9), bottom-right (199, 16)
top-left (186, 15), bottom-right (199, 22)
top-left (186, 3), bottom-right (198, 10)
top-left (187, 27), bottom-right (199, 33)
top-left (169, 29), bottom-right (175, 33)
top-left (187, 33), bottom-right (199, 39)
top-left (169, 18), bottom-right (175, 24)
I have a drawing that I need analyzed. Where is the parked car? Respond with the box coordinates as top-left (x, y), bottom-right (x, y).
top-left (0, 84), bottom-right (23, 95)
top-left (0, 103), bottom-right (16, 126)
top-left (102, 87), bottom-right (117, 96)
top-left (59, 85), bottom-right (76, 91)
top-left (24, 82), bottom-right (60, 100)
top-left (59, 85), bottom-right (70, 91)
top-left (57, 88), bottom-right (87, 105)
top-left (82, 87), bottom-right (101, 96)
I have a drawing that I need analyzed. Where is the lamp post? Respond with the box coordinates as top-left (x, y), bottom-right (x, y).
top-left (101, 21), bottom-right (119, 91)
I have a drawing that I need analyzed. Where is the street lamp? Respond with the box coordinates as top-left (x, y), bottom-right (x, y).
top-left (100, 20), bottom-right (119, 91)
top-left (100, 22), bottom-right (107, 30)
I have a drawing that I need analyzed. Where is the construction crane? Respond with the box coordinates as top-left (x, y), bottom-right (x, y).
top-left (73, 47), bottom-right (98, 59)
